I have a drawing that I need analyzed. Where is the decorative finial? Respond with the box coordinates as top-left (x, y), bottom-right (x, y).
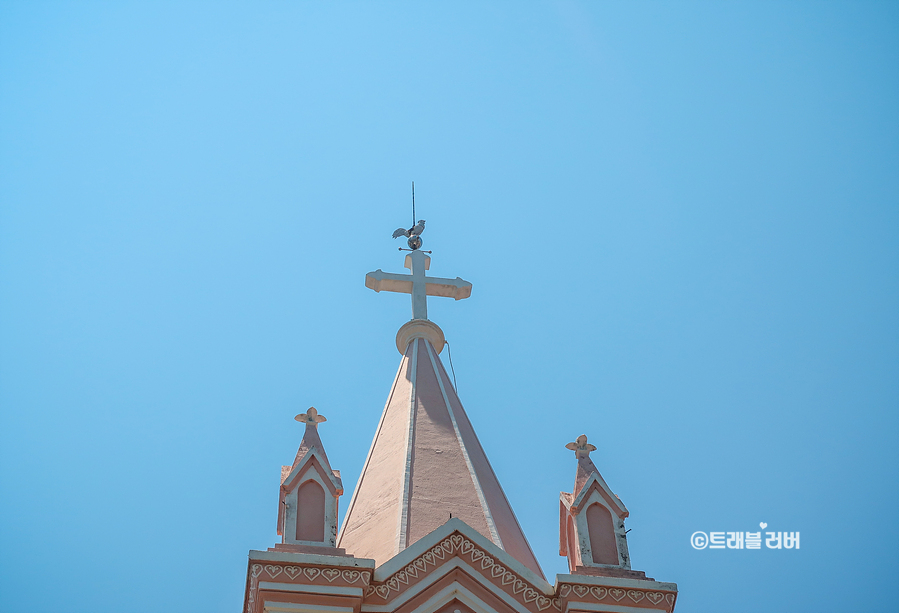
top-left (565, 434), bottom-right (596, 459)
top-left (295, 407), bottom-right (327, 427)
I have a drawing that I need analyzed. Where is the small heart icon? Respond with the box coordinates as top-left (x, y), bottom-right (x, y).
top-left (760, 522), bottom-right (768, 529)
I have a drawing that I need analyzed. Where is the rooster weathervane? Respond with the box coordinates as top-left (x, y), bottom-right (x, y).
top-left (392, 181), bottom-right (426, 250)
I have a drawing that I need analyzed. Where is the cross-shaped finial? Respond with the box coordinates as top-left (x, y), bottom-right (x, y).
top-left (365, 249), bottom-right (472, 321)
top-left (565, 434), bottom-right (596, 459)
top-left (295, 407), bottom-right (327, 427)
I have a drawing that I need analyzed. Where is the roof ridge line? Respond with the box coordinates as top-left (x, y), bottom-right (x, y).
top-left (396, 337), bottom-right (420, 553)
top-left (424, 339), bottom-right (503, 548)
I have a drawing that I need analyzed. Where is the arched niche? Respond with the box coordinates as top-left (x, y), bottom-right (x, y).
top-left (296, 479), bottom-right (326, 542)
top-left (586, 502), bottom-right (618, 565)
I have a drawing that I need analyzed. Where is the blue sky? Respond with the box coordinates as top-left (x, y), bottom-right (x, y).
top-left (1, 2), bottom-right (897, 612)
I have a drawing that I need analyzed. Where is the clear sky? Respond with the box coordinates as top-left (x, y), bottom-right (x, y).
top-left (1, 2), bottom-right (897, 612)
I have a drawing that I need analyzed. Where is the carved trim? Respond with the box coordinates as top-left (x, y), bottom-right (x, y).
top-left (366, 533), bottom-right (562, 613)
top-left (244, 540), bottom-right (676, 613)
top-left (558, 582), bottom-right (676, 612)
top-left (246, 563), bottom-right (371, 613)
top-left (247, 563), bottom-right (263, 613)
top-left (258, 564), bottom-right (370, 585)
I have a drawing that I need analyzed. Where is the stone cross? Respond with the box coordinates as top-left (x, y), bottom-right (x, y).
top-left (365, 250), bottom-right (472, 320)
top-left (566, 434), bottom-right (597, 460)
top-left (295, 407), bottom-right (327, 428)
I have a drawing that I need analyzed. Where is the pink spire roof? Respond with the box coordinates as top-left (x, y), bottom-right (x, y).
top-left (337, 333), bottom-right (544, 578)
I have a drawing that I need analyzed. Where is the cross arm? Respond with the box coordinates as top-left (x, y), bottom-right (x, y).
top-left (365, 269), bottom-right (413, 295)
top-left (364, 270), bottom-right (472, 301)
top-left (424, 276), bottom-right (472, 300)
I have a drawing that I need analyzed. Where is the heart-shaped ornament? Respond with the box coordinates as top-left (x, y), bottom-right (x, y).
top-left (264, 565), bottom-right (282, 579)
top-left (760, 522), bottom-right (768, 529)
top-left (304, 568), bottom-right (321, 581)
top-left (284, 566), bottom-right (301, 580)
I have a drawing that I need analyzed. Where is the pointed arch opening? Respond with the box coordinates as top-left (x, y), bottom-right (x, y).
top-left (586, 503), bottom-right (618, 565)
top-left (296, 479), bottom-right (326, 542)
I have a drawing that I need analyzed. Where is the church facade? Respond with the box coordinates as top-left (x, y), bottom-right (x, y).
top-left (242, 243), bottom-right (678, 613)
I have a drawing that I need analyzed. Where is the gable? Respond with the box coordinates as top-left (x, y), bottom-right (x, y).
top-left (363, 523), bottom-right (558, 613)
top-left (284, 451), bottom-right (343, 497)
top-left (385, 572), bottom-right (526, 613)
top-left (570, 475), bottom-right (628, 519)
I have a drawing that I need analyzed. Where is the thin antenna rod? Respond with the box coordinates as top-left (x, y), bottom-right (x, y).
top-left (411, 181), bottom-right (416, 227)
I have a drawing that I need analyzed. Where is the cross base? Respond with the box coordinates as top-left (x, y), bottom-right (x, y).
top-left (396, 319), bottom-right (445, 355)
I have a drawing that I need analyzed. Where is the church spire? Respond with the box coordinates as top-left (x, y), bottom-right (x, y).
top-left (243, 216), bottom-right (678, 613)
top-left (276, 407), bottom-right (344, 549)
top-left (560, 434), bottom-right (633, 573)
top-left (339, 243), bottom-right (544, 578)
